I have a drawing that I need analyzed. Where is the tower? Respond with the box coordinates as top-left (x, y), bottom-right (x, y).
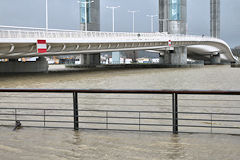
top-left (79, 0), bottom-right (100, 31)
top-left (159, 0), bottom-right (188, 65)
top-left (159, 0), bottom-right (187, 35)
top-left (210, 0), bottom-right (220, 38)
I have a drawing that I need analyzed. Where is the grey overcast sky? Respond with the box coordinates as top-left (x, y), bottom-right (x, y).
top-left (0, 0), bottom-right (239, 47)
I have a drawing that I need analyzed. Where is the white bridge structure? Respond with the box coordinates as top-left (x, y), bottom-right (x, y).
top-left (0, 26), bottom-right (238, 72)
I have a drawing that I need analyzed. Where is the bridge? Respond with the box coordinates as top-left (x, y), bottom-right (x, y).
top-left (0, 27), bottom-right (238, 72)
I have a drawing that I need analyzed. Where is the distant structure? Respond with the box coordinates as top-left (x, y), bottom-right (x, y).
top-left (79, 0), bottom-right (100, 31)
top-left (210, 0), bottom-right (220, 38)
top-left (159, 0), bottom-right (187, 65)
top-left (159, 0), bottom-right (187, 34)
top-left (79, 0), bottom-right (100, 67)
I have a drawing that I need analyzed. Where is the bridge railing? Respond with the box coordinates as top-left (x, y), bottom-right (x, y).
top-left (0, 27), bottom-right (218, 42)
top-left (0, 89), bottom-right (240, 135)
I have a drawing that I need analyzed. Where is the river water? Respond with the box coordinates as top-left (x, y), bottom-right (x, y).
top-left (0, 65), bottom-right (240, 160)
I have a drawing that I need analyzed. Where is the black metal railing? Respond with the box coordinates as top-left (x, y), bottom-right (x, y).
top-left (0, 89), bottom-right (240, 135)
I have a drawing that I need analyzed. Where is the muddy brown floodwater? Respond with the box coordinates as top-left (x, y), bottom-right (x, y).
top-left (0, 65), bottom-right (240, 160)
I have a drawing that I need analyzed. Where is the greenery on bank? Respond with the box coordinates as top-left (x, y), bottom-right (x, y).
top-left (232, 46), bottom-right (240, 57)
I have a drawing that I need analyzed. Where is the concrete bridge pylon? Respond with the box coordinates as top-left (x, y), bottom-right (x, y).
top-left (159, 0), bottom-right (187, 65)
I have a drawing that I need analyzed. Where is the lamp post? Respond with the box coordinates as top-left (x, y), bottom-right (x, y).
top-left (46, 0), bottom-right (48, 30)
top-left (146, 15), bottom-right (157, 32)
top-left (106, 6), bottom-right (120, 32)
top-left (78, 0), bottom-right (94, 31)
top-left (128, 10), bottom-right (137, 33)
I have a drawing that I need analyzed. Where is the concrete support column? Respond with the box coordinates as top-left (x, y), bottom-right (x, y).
top-left (0, 57), bottom-right (48, 73)
top-left (159, 55), bottom-right (164, 64)
top-left (79, 53), bottom-right (100, 67)
top-left (164, 47), bottom-right (187, 65)
top-left (112, 52), bottom-right (121, 64)
top-left (210, 53), bottom-right (221, 64)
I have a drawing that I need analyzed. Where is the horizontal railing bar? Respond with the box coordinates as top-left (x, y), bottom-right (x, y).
top-left (17, 126), bottom-right (73, 129)
top-left (179, 105), bottom-right (240, 109)
top-left (79, 115), bottom-right (172, 120)
top-left (0, 113), bottom-right (15, 116)
top-left (79, 121), bottom-right (172, 127)
top-left (77, 128), bottom-right (172, 133)
top-left (179, 125), bottom-right (240, 129)
top-left (178, 131), bottom-right (240, 135)
top-left (80, 98), bottom-right (240, 102)
top-left (0, 102), bottom-right (72, 105)
top-left (1, 95), bottom-right (239, 102)
top-left (78, 109), bottom-right (172, 114)
top-left (0, 96), bottom-right (170, 101)
top-left (0, 113), bottom-right (73, 117)
top-left (0, 88), bottom-right (240, 95)
top-left (178, 118), bottom-right (240, 123)
top-left (179, 99), bottom-right (240, 102)
top-left (0, 119), bottom-right (15, 121)
top-left (0, 95), bottom-right (72, 99)
top-left (178, 112), bottom-right (240, 116)
top-left (0, 125), bottom-right (73, 129)
top-left (20, 120), bottom-right (73, 123)
top-left (0, 119), bottom-right (73, 123)
top-left (0, 109), bottom-right (172, 116)
top-left (0, 107), bottom-right (73, 111)
top-left (79, 104), bottom-right (170, 107)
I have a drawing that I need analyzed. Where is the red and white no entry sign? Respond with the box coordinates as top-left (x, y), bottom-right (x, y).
top-left (37, 40), bottom-right (47, 53)
top-left (168, 40), bottom-right (172, 47)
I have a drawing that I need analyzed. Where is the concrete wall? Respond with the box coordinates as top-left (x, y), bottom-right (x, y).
top-left (0, 57), bottom-right (48, 73)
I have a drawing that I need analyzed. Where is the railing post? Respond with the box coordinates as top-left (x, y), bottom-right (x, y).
top-left (43, 109), bottom-right (46, 127)
top-left (106, 111), bottom-right (108, 130)
top-left (73, 92), bottom-right (79, 130)
top-left (14, 108), bottom-right (17, 121)
top-left (172, 93), bottom-right (178, 134)
top-left (139, 112), bottom-right (141, 131)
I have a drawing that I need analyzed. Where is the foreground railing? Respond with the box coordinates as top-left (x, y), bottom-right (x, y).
top-left (0, 89), bottom-right (240, 135)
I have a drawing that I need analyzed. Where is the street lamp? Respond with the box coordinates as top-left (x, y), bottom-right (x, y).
top-left (106, 6), bottom-right (120, 32)
top-left (46, 0), bottom-right (48, 30)
top-left (146, 15), bottom-right (158, 32)
top-left (78, 0), bottom-right (94, 31)
top-left (128, 10), bottom-right (137, 33)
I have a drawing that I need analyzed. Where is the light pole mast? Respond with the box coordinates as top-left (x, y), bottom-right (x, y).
top-left (128, 10), bottom-right (137, 33)
top-left (146, 15), bottom-right (158, 32)
top-left (106, 6), bottom-right (120, 32)
top-left (46, 0), bottom-right (48, 30)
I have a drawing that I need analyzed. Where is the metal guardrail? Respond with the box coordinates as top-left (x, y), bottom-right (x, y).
top-left (0, 25), bottom-right (218, 41)
top-left (0, 89), bottom-right (240, 134)
top-left (0, 26), bottom-right (237, 62)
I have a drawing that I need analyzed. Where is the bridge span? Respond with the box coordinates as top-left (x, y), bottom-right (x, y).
top-left (0, 28), bottom-right (238, 72)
